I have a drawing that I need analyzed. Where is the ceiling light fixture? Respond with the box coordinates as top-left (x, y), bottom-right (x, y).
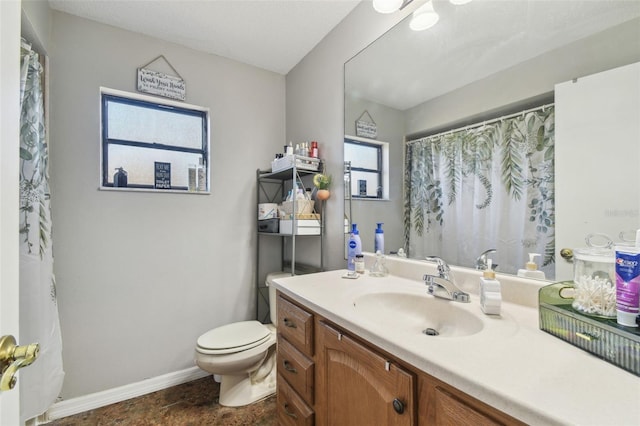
top-left (372, 0), bottom-right (413, 14)
top-left (409, 1), bottom-right (439, 31)
top-left (372, 0), bottom-right (404, 14)
top-left (373, 0), bottom-right (471, 32)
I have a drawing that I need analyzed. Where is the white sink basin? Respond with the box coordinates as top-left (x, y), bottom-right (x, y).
top-left (352, 291), bottom-right (484, 338)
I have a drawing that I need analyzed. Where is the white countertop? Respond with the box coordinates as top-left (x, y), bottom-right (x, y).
top-left (272, 268), bottom-right (640, 426)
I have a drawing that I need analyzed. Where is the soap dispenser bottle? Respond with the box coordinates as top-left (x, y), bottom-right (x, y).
top-left (479, 259), bottom-right (501, 315)
top-left (370, 251), bottom-right (389, 277)
top-left (517, 253), bottom-right (546, 279)
top-left (375, 223), bottom-right (384, 254)
top-left (113, 167), bottom-right (128, 187)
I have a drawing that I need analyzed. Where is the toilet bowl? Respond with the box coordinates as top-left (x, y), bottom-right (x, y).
top-left (194, 272), bottom-right (288, 407)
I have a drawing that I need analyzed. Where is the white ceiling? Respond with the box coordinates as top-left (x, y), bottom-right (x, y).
top-left (47, 0), bottom-right (361, 75)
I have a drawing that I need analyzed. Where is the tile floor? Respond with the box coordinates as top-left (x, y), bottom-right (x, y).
top-left (45, 376), bottom-right (276, 426)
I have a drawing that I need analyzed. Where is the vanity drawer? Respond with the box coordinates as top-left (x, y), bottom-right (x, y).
top-left (278, 335), bottom-right (314, 404)
top-left (277, 374), bottom-right (315, 426)
top-left (277, 294), bottom-right (314, 356)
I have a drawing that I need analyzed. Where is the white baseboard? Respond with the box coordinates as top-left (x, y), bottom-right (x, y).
top-left (42, 367), bottom-right (210, 422)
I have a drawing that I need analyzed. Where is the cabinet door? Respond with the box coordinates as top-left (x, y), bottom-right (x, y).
top-left (315, 321), bottom-right (415, 426)
top-left (555, 62), bottom-right (640, 279)
top-left (433, 386), bottom-right (502, 426)
top-left (418, 375), bottom-right (525, 426)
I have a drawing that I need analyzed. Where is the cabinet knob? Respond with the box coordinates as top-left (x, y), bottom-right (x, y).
top-left (392, 398), bottom-right (405, 414)
top-left (283, 318), bottom-right (297, 328)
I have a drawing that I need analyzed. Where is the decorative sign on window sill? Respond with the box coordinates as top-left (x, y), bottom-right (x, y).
top-left (154, 162), bottom-right (172, 189)
top-left (137, 55), bottom-right (186, 101)
top-left (356, 110), bottom-right (377, 139)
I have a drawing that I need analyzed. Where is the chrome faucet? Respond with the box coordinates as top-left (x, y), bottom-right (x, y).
top-left (425, 256), bottom-right (452, 280)
top-left (423, 256), bottom-right (470, 303)
top-left (475, 248), bottom-right (497, 270)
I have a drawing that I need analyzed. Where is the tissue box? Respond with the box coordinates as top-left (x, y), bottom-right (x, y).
top-left (258, 203), bottom-right (278, 220)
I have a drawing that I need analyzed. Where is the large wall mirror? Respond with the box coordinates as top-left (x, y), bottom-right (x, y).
top-left (344, 0), bottom-right (640, 281)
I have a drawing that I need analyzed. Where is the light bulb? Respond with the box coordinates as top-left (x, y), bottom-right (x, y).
top-left (410, 1), bottom-right (439, 31)
top-left (373, 0), bottom-right (404, 14)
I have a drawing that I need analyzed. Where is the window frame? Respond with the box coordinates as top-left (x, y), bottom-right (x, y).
top-left (99, 87), bottom-right (210, 193)
top-left (344, 137), bottom-right (386, 199)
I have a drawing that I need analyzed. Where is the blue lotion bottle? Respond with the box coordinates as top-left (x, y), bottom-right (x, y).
top-left (347, 224), bottom-right (362, 271)
top-left (375, 223), bottom-right (384, 254)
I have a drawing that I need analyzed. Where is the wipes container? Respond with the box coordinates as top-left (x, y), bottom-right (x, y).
top-left (572, 239), bottom-right (616, 318)
top-left (258, 203), bottom-right (278, 220)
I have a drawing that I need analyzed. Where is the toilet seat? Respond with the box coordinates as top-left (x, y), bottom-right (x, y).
top-left (196, 320), bottom-right (272, 355)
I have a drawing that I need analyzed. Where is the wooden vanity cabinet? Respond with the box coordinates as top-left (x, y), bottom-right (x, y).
top-left (276, 291), bottom-right (524, 426)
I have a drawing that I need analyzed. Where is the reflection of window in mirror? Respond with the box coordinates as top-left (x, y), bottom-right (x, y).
top-left (344, 136), bottom-right (389, 200)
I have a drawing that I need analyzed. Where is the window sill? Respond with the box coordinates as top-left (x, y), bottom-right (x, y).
top-left (352, 197), bottom-right (390, 201)
top-left (99, 186), bottom-right (210, 195)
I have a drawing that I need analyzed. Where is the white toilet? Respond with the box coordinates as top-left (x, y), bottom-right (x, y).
top-left (194, 272), bottom-right (287, 407)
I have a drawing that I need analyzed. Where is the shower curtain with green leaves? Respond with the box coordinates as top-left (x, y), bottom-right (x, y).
top-left (19, 39), bottom-right (64, 421)
top-left (403, 106), bottom-right (555, 278)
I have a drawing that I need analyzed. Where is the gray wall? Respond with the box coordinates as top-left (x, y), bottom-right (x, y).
top-left (286, 2), bottom-right (418, 270)
top-left (21, 0), bottom-right (51, 54)
top-left (49, 11), bottom-right (285, 399)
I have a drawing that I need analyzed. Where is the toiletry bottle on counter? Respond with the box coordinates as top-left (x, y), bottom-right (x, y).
top-left (347, 223), bottom-right (362, 271)
top-left (479, 259), bottom-right (501, 315)
top-left (375, 223), bottom-right (384, 254)
top-left (614, 229), bottom-right (640, 327)
top-left (370, 251), bottom-right (389, 277)
top-left (517, 253), bottom-right (546, 279)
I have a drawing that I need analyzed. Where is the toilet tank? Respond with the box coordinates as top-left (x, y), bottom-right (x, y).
top-left (266, 272), bottom-right (291, 325)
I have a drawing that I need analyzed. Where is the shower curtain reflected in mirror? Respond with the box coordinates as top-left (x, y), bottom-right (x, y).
top-left (19, 39), bottom-right (64, 422)
top-left (404, 105), bottom-right (555, 278)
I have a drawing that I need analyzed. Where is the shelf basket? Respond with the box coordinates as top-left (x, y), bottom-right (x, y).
top-left (281, 199), bottom-right (314, 215)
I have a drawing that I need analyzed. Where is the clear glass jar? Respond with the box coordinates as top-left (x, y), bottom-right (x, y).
top-left (355, 254), bottom-right (365, 274)
top-left (572, 247), bottom-right (616, 318)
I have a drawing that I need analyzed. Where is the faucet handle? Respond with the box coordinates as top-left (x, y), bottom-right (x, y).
top-left (425, 256), bottom-right (449, 279)
top-left (452, 292), bottom-right (470, 303)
